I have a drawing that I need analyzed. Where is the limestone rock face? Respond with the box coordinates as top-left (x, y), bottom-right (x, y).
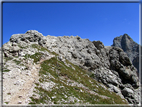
top-left (2, 30), bottom-right (141, 105)
top-left (112, 34), bottom-right (141, 75)
top-left (10, 30), bottom-right (46, 46)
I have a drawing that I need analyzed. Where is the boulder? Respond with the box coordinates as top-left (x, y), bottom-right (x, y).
top-left (92, 41), bottom-right (104, 50)
top-left (10, 34), bottom-right (21, 43)
top-left (71, 51), bottom-right (80, 59)
top-left (119, 52), bottom-right (132, 66)
top-left (121, 87), bottom-right (134, 97)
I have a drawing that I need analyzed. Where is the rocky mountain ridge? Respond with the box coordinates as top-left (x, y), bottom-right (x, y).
top-left (112, 34), bottom-right (141, 75)
top-left (1, 30), bottom-right (141, 105)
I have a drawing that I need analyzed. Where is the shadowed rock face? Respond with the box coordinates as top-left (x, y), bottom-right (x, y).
top-left (112, 34), bottom-right (141, 75)
top-left (2, 30), bottom-right (141, 105)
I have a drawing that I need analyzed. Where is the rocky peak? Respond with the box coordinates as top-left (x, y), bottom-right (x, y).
top-left (122, 33), bottom-right (132, 40)
top-left (112, 34), bottom-right (141, 75)
top-left (121, 34), bottom-right (136, 52)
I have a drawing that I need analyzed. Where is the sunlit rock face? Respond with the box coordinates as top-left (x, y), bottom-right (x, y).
top-left (2, 30), bottom-right (141, 105)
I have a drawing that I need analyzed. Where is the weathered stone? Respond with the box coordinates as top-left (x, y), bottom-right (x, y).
top-left (109, 48), bottom-right (119, 60)
top-left (92, 41), bottom-right (104, 50)
top-left (71, 51), bottom-right (80, 59)
top-left (119, 52), bottom-right (132, 66)
top-left (113, 86), bottom-right (120, 93)
top-left (84, 60), bottom-right (93, 67)
top-left (121, 87), bottom-right (134, 97)
top-left (18, 101), bottom-right (22, 104)
top-left (10, 34), bottom-right (21, 43)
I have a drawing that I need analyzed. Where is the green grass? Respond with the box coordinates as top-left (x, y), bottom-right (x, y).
top-left (3, 68), bottom-right (10, 72)
top-left (13, 59), bottom-right (21, 65)
top-left (31, 44), bottom-right (48, 52)
top-left (4, 102), bottom-right (9, 104)
top-left (29, 56), bottom-right (128, 104)
top-left (31, 44), bottom-right (58, 56)
top-left (4, 57), bottom-right (13, 61)
top-left (18, 44), bottom-right (28, 49)
top-left (24, 52), bottom-right (43, 63)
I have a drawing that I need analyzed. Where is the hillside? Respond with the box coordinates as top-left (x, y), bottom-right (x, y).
top-left (1, 30), bottom-right (141, 106)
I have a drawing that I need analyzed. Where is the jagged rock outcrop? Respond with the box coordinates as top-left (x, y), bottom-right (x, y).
top-left (2, 30), bottom-right (141, 105)
top-left (112, 34), bottom-right (141, 75)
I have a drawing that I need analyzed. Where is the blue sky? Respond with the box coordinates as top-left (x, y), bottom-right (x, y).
top-left (3, 2), bottom-right (139, 46)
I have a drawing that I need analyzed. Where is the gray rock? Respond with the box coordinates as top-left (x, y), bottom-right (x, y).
top-left (10, 30), bottom-right (44, 46)
top-left (25, 30), bottom-right (43, 38)
top-left (10, 46), bottom-right (20, 52)
top-left (112, 34), bottom-right (141, 75)
top-left (119, 52), bottom-right (132, 66)
top-left (10, 34), bottom-right (21, 43)
top-left (109, 48), bottom-right (120, 60)
top-left (71, 51), bottom-right (80, 59)
top-left (121, 87), bottom-right (134, 97)
top-left (113, 86), bottom-right (121, 93)
top-left (92, 41), bottom-right (104, 50)
top-left (84, 60), bottom-right (93, 67)
top-left (39, 39), bottom-right (47, 46)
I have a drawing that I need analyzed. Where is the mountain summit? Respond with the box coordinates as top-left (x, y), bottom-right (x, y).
top-left (112, 34), bottom-right (141, 75)
top-left (1, 30), bottom-right (141, 105)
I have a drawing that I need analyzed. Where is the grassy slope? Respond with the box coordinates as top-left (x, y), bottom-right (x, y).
top-left (27, 44), bottom-right (128, 104)
top-left (3, 43), bottom-right (128, 104)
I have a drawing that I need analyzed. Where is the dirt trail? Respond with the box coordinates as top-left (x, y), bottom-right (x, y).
top-left (8, 56), bottom-right (54, 104)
